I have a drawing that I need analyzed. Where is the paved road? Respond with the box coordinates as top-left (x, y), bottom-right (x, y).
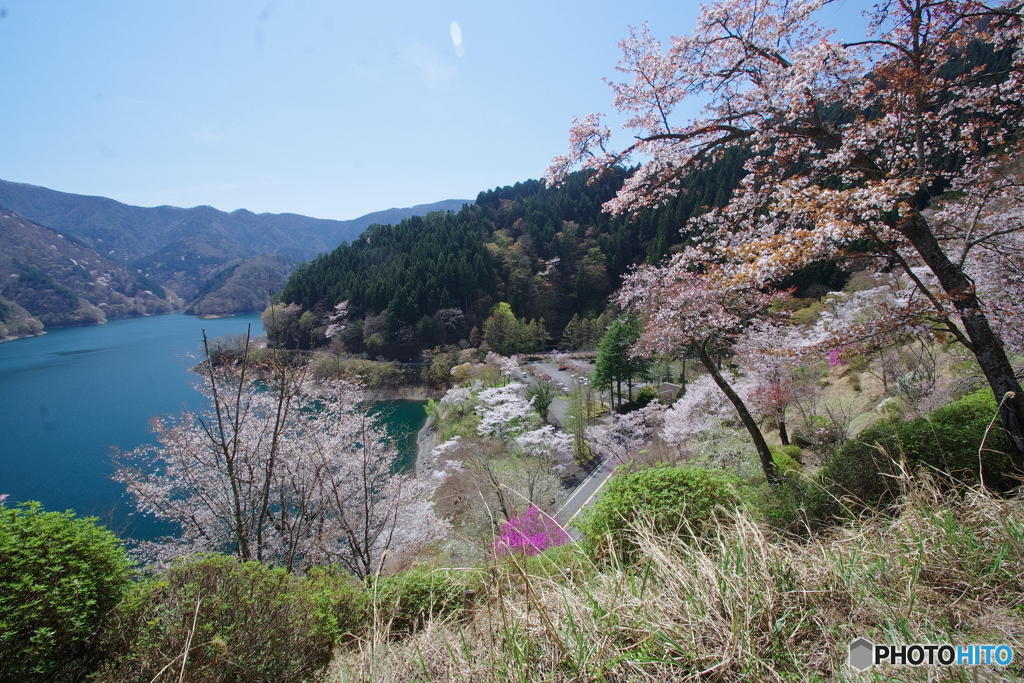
top-left (517, 358), bottom-right (618, 533)
top-left (554, 456), bottom-right (618, 536)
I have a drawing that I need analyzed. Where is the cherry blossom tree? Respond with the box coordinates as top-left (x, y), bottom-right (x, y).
top-left (811, 274), bottom-right (938, 354)
top-left (735, 323), bottom-right (807, 445)
top-left (513, 425), bottom-right (574, 508)
top-left (587, 402), bottom-right (667, 463)
top-left (515, 425), bottom-right (574, 465)
top-left (475, 382), bottom-right (538, 442)
top-left (323, 300), bottom-right (349, 340)
top-left (484, 351), bottom-right (524, 383)
top-left (470, 383), bottom-right (561, 519)
top-left (932, 162), bottom-right (1024, 356)
top-left (547, 0), bottom-right (1024, 460)
top-left (431, 380), bottom-right (570, 523)
top-left (115, 334), bottom-right (446, 577)
top-left (618, 268), bottom-right (782, 482)
top-left (660, 374), bottom-right (737, 450)
top-left (439, 385), bottom-right (474, 410)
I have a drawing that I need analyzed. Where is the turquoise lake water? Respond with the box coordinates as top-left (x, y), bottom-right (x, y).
top-left (0, 312), bottom-right (425, 539)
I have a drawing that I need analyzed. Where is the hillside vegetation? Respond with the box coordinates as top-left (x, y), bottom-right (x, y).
top-left (0, 178), bottom-right (470, 310)
top-left (277, 158), bottom-right (749, 358)
top-left (4, 1), bottom-right (1024, 680)
top-left (184, 254), bottom-right (296, 317)
top-left (0, 209), bottom-right (177, 339)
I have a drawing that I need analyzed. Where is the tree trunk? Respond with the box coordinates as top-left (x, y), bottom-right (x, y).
top-left (202, 329), bottom-right (252, 561)
top-left (779, 419), bottom-right (790, 446)
top-left (901, 211), bottom-right (1024, 461)
top-left (698, 341), bottom-right (779, 484)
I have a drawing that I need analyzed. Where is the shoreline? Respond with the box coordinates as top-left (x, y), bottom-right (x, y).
top-left (362, 385), bottom-right (442, 402)
top-left (192, 312), bottom-right (261, 319)
top-left (357, 383), bottom-right (441, 480)
top-left (0, 331), bottom-right (46, 344)
top-left (414, 415), bottom-right (439, 479)
top-left (0, 307), bottom-right (193, 344)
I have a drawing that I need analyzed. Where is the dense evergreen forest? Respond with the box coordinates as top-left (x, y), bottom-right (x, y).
top-left (277, 151), bottom-right (748, 357)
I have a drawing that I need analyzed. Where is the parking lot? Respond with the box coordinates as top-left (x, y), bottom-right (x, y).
top-left (528, 360), bottom-right (595, 393)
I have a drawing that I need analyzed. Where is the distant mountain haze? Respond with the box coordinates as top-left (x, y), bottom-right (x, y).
top-left (0, 179), bottom-right (472, 263)
top-left (0, 178), bottom-right (472, 332)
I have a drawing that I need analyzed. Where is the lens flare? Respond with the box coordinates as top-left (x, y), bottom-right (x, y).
top-left (450, 21), bottom-right (464, 58)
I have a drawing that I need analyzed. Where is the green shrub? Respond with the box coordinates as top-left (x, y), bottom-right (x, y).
top-left (306, 566), bottom-right (370, 639)
top-left (0, 502), bottom-right (133, 683)
top-left (576, 465), bottom-right (737, 561)
top-left (770, 446), bottom-right (802, 475)
top-left (849, 372), bottom-right (862, 392)
top-left (369, 567), bottom-right (467, 636)
top-left (847, 354), bottom-right (869, 373)
top-left (95, 555), bottom-right (364, 683)
top-left (619, 386), bottom-right (658, 413)
top-left (424, 398), bottom-right (439, 417)
top-left (775, 443), bottom-right (804, 463)
top-left (743, 474), bottom-right (815, 532)
top-left (810, 389), bottom-right (1013, 523)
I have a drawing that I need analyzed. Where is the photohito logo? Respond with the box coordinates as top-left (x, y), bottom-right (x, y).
top-left (849, 638), bottom-right (1014, 671)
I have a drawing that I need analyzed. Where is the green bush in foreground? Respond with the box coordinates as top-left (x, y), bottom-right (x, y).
top-left (95, 554), bottom-right (365, 683)
top-left (334, 475), bottom-right (1024, 682)
top-left (811, 388), bottom-right (1014, 522)
top-left (0, 502), bottom-right (133, 683)
top-left (577, 465), bottom-right (737, 560)
top-left (370, 567), bottom-right (469, 636)
top-left (769, 445), bottom-right (802, 475)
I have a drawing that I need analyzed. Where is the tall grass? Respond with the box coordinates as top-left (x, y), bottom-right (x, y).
top-left (331, 471), bottom-right (1024, 682)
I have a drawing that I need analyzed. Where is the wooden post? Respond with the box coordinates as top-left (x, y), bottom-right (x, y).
top-left (461, 588), bottom-right (476, 623)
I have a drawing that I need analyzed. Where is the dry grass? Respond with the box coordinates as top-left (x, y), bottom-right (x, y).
top-left (330, 472), bottom-right (1024, 682)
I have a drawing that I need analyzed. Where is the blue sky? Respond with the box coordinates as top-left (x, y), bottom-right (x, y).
top-left (0, 1), bottom-right (868, 221)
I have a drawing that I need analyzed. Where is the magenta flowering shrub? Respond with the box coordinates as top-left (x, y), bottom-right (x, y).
top-left (826, 347), bottom-right (846, 368)
top-left (493, 506), bottom-right (570, 556)
top-left (827, 344), bottom-right (865, 368)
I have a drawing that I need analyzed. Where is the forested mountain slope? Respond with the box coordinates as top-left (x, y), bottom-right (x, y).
top-left (184, 254), bottom-right (296, 318)
top-left (0, 178), bottom-right (470, 301)
top-left (278, 155), bottom-right (749, 357)
top-left (0, 209), bottom-right (177, 339)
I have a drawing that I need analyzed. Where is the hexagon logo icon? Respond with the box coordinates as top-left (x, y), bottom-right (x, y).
top-left (849, 638), bottom-right (874, 671)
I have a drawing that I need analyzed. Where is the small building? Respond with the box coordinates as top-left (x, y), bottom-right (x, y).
top-left (656, 383), bottom-right (681, 402)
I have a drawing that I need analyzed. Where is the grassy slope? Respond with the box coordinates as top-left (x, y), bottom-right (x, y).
top-left (330, 474), bottom-right (1024, 682)
top-left (328, 332), bottom-right (1023, 681)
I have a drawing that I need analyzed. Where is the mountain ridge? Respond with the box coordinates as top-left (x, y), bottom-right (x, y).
top-left (0, 209), bottom-right (179, 339)
top-left (0, 178), bottom-right (472, 265)
top-left (0, 178), bottom-right (473, 333)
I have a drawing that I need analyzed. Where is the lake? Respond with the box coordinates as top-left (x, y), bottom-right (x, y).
top-left (0, 312), bottom-right (426, 539)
